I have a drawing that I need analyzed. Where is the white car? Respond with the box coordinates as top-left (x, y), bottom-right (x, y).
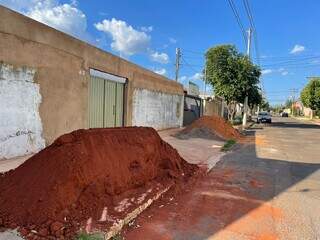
top-left (257, 112), bottom-right (272, 123)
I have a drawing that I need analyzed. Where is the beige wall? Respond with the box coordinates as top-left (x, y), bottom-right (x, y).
top-left (0, 6), bottom-right (184, 144)
top-left (203, 97), bottom-right (225, 117)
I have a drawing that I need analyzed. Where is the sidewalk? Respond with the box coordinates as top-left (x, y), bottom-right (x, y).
top-left (292, 116), bottom-right (320, 125)
top-left (158, 128), bottom-right (226, 170)
top-left (0, 155), bottom-right (33, 173)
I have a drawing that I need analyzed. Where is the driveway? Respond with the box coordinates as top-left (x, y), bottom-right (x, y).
top-left (123, 117), bottom-right (320, 239)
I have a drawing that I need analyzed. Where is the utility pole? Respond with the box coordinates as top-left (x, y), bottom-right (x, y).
top-left (175, 48), bottom-right (181, 82)
top-left (203, 66), bottom-right (207, 96)
top-left (242, 28), bottom-right (252, 127)
top-left (290, 88), bottom-right (298, 116)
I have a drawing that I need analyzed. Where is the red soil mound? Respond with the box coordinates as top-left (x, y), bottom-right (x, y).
top-left (182, 116), bottom-right (241, 140)
top-left (0, 127), bottom-right (196, 239)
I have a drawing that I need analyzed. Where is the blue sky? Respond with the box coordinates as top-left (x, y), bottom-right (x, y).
top-left (1, 0), bottom-right (320, 105)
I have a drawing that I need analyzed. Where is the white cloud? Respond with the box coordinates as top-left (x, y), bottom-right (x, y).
top-left (0, 0), bottom-right (34, 12)
top-left (70, 0), bottom-right (78, 6)
top-left (261, 69), bottom-right (273, 75)
top-left (190, 72), bottom-right (203, 81)
top-left (179, 73), bottom-right (203, 85)
top-left (262, 68), bottom-right (290, 76)
top-left (153, 68), bottom-right (166, 76)
top-left (311, 59), bottom-right (320, 64)
top-left (28, 1), bottom-right (87, 38)
top-left (162, 44), bottom-right (169, 49)
top-left (169, 37), bottom-right (177, 44)
top-left (290, 44), bottom-right (305, 54)
top-left (95, 19), bottom-right (169, 61)
top-left (278, 68), bottom-right (289, 76)
top-left (179, 76), bottom-right (187, 82)
top-left (150, 51), bottom-right (169, 64)
top-left (0, 0), bottom-right (88, 39)
top-left (95, 18), bottom-right (151, 56)
top-left (140, 26), bottom-right (153, 32)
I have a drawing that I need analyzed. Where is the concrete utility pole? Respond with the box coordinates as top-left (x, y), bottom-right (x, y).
top-left (290, 88), bottom-right (298, 115)
top-left (242, 28), bottom-right (252, 127)
top-left (203, 66), bottom-right (207, 96)
top-left (175, 48), bottom-right (181, 82)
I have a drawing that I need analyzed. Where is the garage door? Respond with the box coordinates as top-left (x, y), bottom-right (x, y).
top-left (89, 69), bottom-right (125, 128)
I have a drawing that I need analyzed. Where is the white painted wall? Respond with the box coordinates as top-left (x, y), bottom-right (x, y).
top-left (132, 88), bottom-right (184, 130)
top-left (0, 63), bottom-right (45, 159)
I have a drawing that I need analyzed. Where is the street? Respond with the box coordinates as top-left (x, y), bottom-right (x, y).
top-left (123, 117), bottom-right (320, 240)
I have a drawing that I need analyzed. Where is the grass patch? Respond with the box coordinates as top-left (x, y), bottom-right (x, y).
top-left (230, 116), bottom-right (242, 126)
top-left (112, 234), bottom-right (123, 240)
top-left (221, 139), bottom-right (236, 152)
top-left (76, 233), bottom-right (104, 240)
top-left (76, 233), bottom-right (122, 240)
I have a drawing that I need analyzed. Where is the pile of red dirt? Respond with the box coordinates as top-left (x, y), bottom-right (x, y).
top-left (181, 116), bottom-right (241, 140)
top-left (0, 127), bottom-right (197, 239)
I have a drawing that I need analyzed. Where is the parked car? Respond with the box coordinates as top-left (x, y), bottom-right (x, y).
top-left (281, 112), bottom-right (289, 117)
top-left (257, 112), bottom-right (272, 123)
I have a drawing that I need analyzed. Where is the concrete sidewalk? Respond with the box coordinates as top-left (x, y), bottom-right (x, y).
top-left (0, 155), bottom-right (32, 173)
top-left (158, 128), bottom-right (225, 170)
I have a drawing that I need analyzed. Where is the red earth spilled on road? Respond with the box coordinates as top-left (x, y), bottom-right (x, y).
top-left (0, 127), bottom-right (198, 239)
top-left (122, 166), bottom-right (284, 240)
top-left (180, 116), bottom-right (242, 140)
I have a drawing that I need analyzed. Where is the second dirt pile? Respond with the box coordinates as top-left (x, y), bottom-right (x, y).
top-left (178, 116), bottom-right (241, 140)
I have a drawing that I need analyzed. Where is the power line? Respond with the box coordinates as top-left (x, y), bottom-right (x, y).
top-left (266, 90), bottom-right (293, 93)
top-left (183, 49), bottom-right (205, 55)
top-left (256, 54), bottom-right (320, 61)
top-left (261, 56), bottom-right (320, 67)
top-left (181, 63), bottom-right (204, 68)
top-left (226, 0), bottom-right (247, 45)
top-left (242, 0), bottom-right (265, 95)
top-left (261, 64), bottom-right (320, 70)
top-left (243, 0), bottom-right (260, 65)
top-left (181, 56), bottom-right (204, 74)
top-left (182, 55), bottom-right (205, 60)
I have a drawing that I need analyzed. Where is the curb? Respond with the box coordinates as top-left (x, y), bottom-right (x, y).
top-left (88, 184), bottom-right (173, 239)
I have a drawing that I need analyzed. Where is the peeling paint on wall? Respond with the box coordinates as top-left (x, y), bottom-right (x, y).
top-left (132, 88), bottom-right (183, 130)
top-left (0, 63), bottom-right (45, 159)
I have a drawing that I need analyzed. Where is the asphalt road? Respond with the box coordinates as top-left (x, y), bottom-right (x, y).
top-left (123, 117), bottom-right (320, 240)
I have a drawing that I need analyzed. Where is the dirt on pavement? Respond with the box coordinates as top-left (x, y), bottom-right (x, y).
top-left (0, 127), bottom-right (198, 239)
top-left (123, 117), bottom-right (320, 240)
top-left (122, 163), bottom-right (283, 240)
top-left (177, 116), bottom-right (241, 140)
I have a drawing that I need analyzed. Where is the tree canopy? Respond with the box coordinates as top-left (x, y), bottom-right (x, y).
top-left (205, 44), bottom-right (262, 119)
top-left (300, 77), bottom-right (320, 112)
top-left (285, 98), bottom-right (293, 109)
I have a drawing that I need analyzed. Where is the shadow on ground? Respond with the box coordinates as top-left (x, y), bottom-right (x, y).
top-left (270, 121), bottom-right (320, 129)
top-left (123, 119), bottom-right (320, 240)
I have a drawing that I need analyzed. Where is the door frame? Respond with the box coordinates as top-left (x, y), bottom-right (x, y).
top-left (88, 68), bottom-right (127, 128)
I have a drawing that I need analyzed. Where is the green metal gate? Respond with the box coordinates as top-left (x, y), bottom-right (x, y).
top-left (89, 73), bottom-right (124, 128)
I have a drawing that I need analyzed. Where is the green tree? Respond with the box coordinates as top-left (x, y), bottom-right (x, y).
top-left (248, 87), bottom-right (262, 109)
top-left (205, 45), bottom-right (261, 120)
top-left (270, 104), bottom-right (284, 114)
top-left (260, 98), bottom-right (270, 111)
top-left (300, 77), bottom-right (320, 117)
top-left (285, 98), bottom-right (293, 109)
